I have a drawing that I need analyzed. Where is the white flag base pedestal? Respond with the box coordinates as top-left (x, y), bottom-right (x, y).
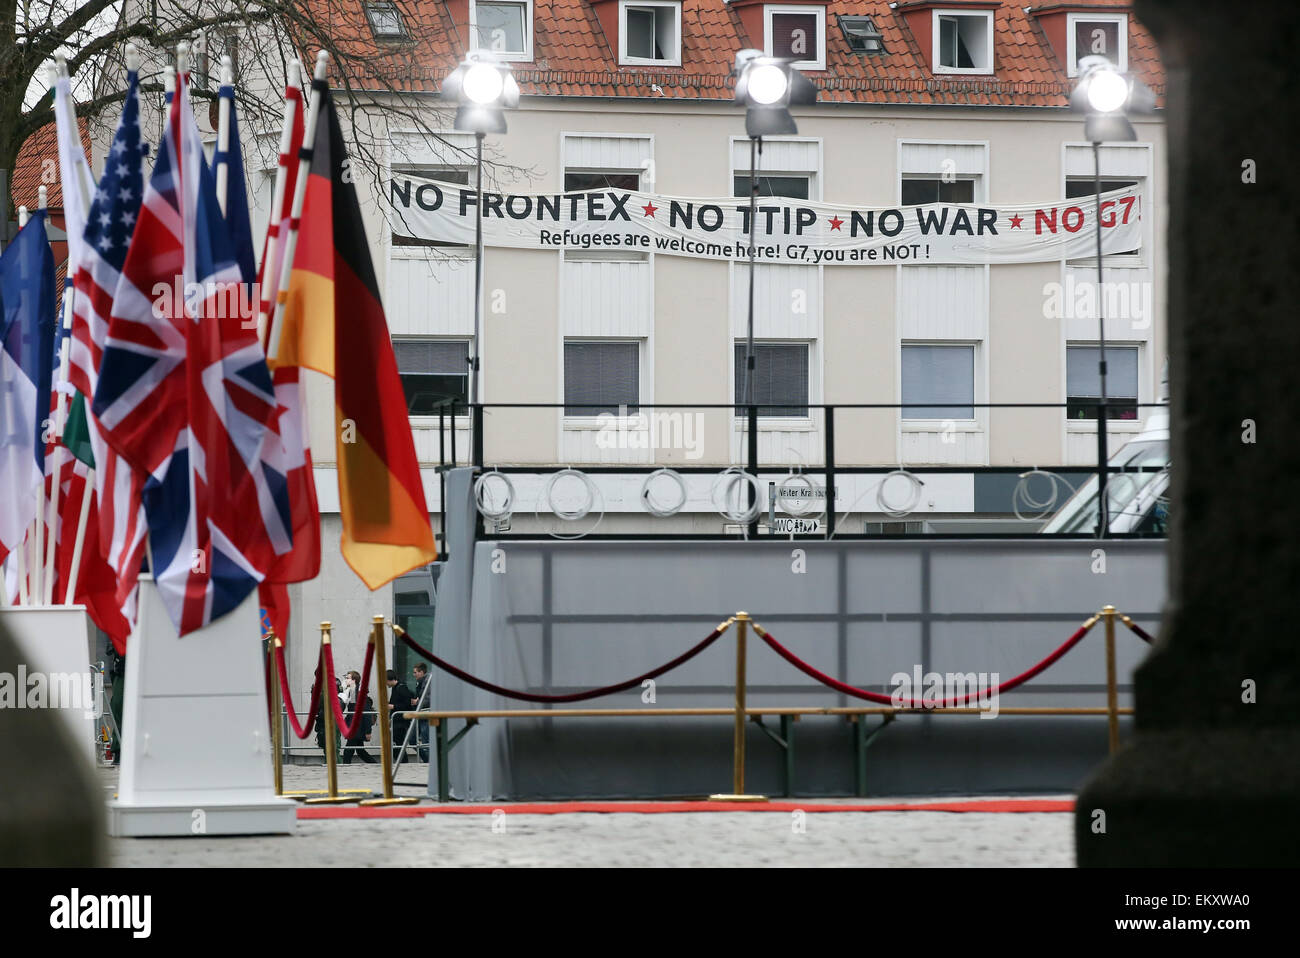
top-left (107, 576), bottom-right (295, 838)
top-left (0, 605), bottom-right (96, 767)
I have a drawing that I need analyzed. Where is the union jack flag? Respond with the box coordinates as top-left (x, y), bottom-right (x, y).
top-left (92, 73), bottom-right (288, 636)
top-left (68, 69), bottom-right (149, 622)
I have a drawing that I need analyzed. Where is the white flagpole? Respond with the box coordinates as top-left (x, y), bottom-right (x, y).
top-left (267, 50), bottom-right (329, 363)
top-left (60, 44), bottom-right (139, 604)
top-left (257, 58), bottom-right (301, 346)
top-left (64, 465), bottom-right (94, 604)
top-left (215, 55), bottom-right (233, 215)
top-left (17, 523), bottom-right (31, 605)
top-left (28, 191), bottom-right (48, 606)
top-left (44, 54), bottom-right (97, 605)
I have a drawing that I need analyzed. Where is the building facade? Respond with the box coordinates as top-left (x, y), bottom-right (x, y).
top-left (92, 0), bottom-right (1168, 695)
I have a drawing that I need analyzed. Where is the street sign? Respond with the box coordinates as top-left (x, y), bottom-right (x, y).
top-left (772, 516), bottom-right (822, 534)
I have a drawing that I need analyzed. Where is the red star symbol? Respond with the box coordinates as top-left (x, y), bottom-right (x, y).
top-left (642, 202), bottom-right (658, 218)
top-left (828, 215), bottom-right (844, 231)
top-left (1009, 214), bottom-right (1024, 229)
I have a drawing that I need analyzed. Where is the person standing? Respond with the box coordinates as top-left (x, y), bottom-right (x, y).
top-left (412, 662), bottom-right (431, 762)
top-left (314, 677), bottom-right (342, 763)
top-left (386, 670), bottom-right (417, 763)
top-left (340, 670), bottom-right (377, 764)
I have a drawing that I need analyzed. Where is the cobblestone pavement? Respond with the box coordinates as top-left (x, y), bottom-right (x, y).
top-left (101, 764), bottom-right (1075, 867)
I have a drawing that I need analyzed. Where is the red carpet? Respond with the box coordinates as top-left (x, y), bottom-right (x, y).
top-left (298, 798), bottom-right (1074, 819)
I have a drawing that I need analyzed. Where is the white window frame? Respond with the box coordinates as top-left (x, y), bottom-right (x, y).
top-left (619, 0), bottom-right (682, 67)
top-left (562, 338), bottom-right (646, 425)
top-left (1064, 341), bottom-right (1143, 432)
top-left (931, 8), bottom-right (994, 75)
top-left (898, 341), bottom-right (980, 426)
top-left (393, 336), bottom-right (473, 427)
top-left (731, 339), bottom-right (816, 428)
top-left (469, 0), bottom-right (533, 62)
top-left (1063, 174), bottom-right (1146, 269)
top-left (1066, 12), bottom-right (1128, 77)
top-left (388, 163), bottom-right (476, 261)
top-left (765, 4), bottom-right (827, 72)
top-left (896, 138), bottom-right (990, 202)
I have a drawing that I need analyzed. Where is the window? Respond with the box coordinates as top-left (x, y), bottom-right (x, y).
top-left (394, 340), bottom-right (470, 416)
top-left (732, 174), bottom-right (811, 200)
top-left (564, 171), bottom-right (645, 260)
top-left (620, 1), bottom-right (681, 66)
top-left (933, 10), bottom-right (993, 74)
top-left (392, 168), bottom-right (471, 248)
top-left (565, 342), bottom-right (640, 416)
top-left (564, 171), bottom-right (641, 192)
top-left (1066, 345), bottom-right (1139, 420)
top-left (900, 177), bottom-right (975, 205)
top-left (901, 344), bottom-right (975, 419)
top-left (1067, 12), bottom-right (1127, 76)
top-left (733, 343), bottom-right (809, 418)
top-left (471, 1), bottom-right (532, 60)
top-left (838, 15), bottom-right (884, 54)
top-left (365, 3), bottom-right (406, 39)
top-left (766, 5), bottom-right (826, 71)
top-left (1065, 177), bottom-right (1141, 256)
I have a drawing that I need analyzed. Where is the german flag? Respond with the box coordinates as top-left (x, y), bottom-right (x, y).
top-left (271, 84), bottom-right (436, 589)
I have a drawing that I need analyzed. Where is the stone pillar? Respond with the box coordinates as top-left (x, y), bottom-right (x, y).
top-left (1077, 0), bottom-right (1300, 865)
top-left (0, 620), bottom-right (105, 866)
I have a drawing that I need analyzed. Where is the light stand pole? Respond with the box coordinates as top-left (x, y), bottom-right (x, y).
top-left (742, 136), bottom-right (760, 406)
top-left (443, 51), bottom-right (518, 429)
top-left (471, 131), bottom-right (485, 407)
top-left (732, 51), bottom-right (817, 539)
top-left (1070, 55), bottom-right (1154, 539)
top-left (1093, 140), bottom-right (1109, 538)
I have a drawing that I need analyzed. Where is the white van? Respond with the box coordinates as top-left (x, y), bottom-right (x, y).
top-left (1041, 406), bottom-right (1169, 535)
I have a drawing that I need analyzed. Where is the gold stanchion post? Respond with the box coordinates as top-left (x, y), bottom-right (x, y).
top-left (269, 636), bottom-right (284, 796)
top-left (710, 612), bottom-right (767, 802)
top-left (306, 621), bottom-right (357, 805)
top-left (361, 615), bottom-right (418, 806)
top-left (1103, 605), bottom-right (1120, 754)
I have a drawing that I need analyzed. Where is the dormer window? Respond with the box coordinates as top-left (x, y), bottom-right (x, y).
top-left (838, 15), bottom-right (885, 54)
top-left (470, 0), bottom-right (533, 62)
top-left (1067, 12), bottom-right (1127, 76)
top-left (365, 3), bottom-right (406, 40)
top-left (620, 1), bottom-right (681, 66)
top-left (933, 9), bottom-right (993, 74)
top-left (766, 4), bottom-right (827, 72)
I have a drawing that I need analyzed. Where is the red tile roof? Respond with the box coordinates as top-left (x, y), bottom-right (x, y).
top-left (10, 118), bottom-right (93, 212)
top-left (319, 0), bottom-right (1162, 107)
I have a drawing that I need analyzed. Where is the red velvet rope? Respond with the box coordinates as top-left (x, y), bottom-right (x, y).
top-left (396, 622), bottom-right (729, 704)
top-left (321, 641), bottom-right (376, 740)
top-left (1122, 618), bottom-right (1155, 644)
top-left (753, 620), bottom-right (1096, 707)
top-left (273, 642), bottom-right (322, 740)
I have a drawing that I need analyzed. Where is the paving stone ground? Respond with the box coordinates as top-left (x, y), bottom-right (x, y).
top-left (101, 764), bottom-right (1076, 867)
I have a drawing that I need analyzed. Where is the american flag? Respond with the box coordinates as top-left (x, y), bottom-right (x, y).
top-left (93, 72), bottom-right (286, 636)
top-left (68, 69), bottom-right (149, 622)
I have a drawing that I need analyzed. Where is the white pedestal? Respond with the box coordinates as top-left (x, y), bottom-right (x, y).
top-left (107, 578), bottom-right (295, 837)
top-left (0, 605), bottom-right (96, 767)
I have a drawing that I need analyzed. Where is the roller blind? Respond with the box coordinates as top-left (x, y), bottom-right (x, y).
top-left (901, 344), bottom-right (974, 419)
top-left (733, 342), bottom-right (809, 417)
top-left (564, 341), bottom-right (640, 415)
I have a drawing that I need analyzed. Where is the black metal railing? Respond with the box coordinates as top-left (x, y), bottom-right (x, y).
top-left (425, 401), bottom-right (1169, 543)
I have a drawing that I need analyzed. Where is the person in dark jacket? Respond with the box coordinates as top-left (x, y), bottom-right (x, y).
top-left (386, 670), bottom-right (417, 763)
top-left (411, 663), bottom-right (430, 762)
top-left (340, 670), bottom-right (377, 764)
top-left (314, 677), bottom-right (343, 762)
